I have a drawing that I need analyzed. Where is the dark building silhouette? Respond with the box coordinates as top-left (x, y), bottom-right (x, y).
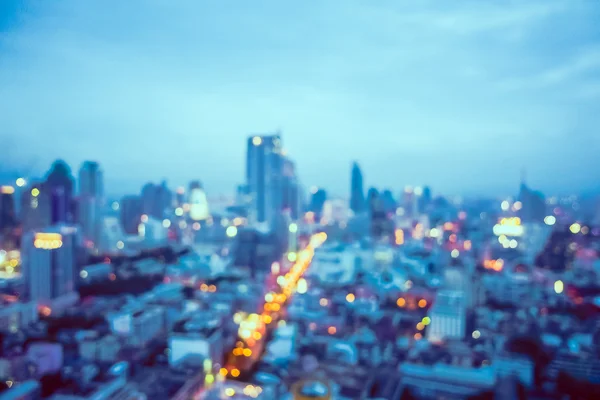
top-left (518, 181), bottom-right (546, 223)
top-left (368, 188), bottom-right (393, 239)
top-left (381, 189), bottom-right (396, 214)
top-left (120, 195), bottom-right (143, 234)
top-left (141, 181), bottom-right (171, 219)
top-left (44, 160), bottom-right (74, 224)
top-left (0, 187), bottom-right (17, 234)
top-left (418, 186), bottom-right (432, 214)
top-left (309, 188), bottom-right (327, 220)
top-left (350, 162), bottom-right (365, 214)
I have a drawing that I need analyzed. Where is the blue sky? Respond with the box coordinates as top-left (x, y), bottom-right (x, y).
top-left (1, 0), bottom-right (599, 197)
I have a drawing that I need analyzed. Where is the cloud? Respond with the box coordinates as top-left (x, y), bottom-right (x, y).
top-left (0, 0), bottom-right (599, 196)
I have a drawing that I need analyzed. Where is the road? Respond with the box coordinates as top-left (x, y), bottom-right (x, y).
top-left (221, 232), bottom-right (328, 379)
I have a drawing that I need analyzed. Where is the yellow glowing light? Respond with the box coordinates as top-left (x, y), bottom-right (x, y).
top-left (464, 240), bottom-right (472, 251)
top-left (328, 326), bottom-right (337, 335)
top-left (225, 387), bottom-right (236, 396)
top-left (422, 317), bottom-right (431, 326)
top-left (226, 226), bottom-right (238, 238)
top-left (319, 298), bottom-right (329, 307)
top-left (287, 252), bottom-right (297, 262)
top-left (239, 329), bottom-right (251, 340)
top-left (201, 283), bottom-right (208, 292)
top-left (501, 200), bottom-right (510, 211)
top-left (252, 331), bottom-right (262, 340)
top-left (1, 186), bottom-right (15, 194)
top-left (429, 228), bottom-right (440, 238)
top-left (34, 233), bottom-right (63, 250)
top-left (472, 330), bottom-right (481, 339)
top-left (220, 368), bottom-right (228, 376)
top-left (271, 303), bottom-right (280, 311)
top-left (395, 228), bottom-right (404, 245)
top-left (243, 348), bottom-right (253, 357)
top-left (31, 188), bottom-right (40, 197)
top-left (418, 299), bottom-right (428, 308)
top-left (544, 215), bottom-right (556, 226)
top-left (208, 285), bottom-right (217, 292)
top-left (570, 223), bottom-right (581, 234)
top-left (233, 348), bottom-right (243, 356)
top-left (289, 223), bottom-right (298, 233)
top-left (175, 207), bottom-right (183, 217)
top-left (252, 136), bottom-right (262, 146)
top-left (162, 219), bottom-right (171, 228)
top-left (513, 201), bottom-right (522, 211)
top-left (451, 249), bottom-right (459, 258)
top-left (16, 178), bottom-right (26, 187)
top-left (262, 315), bottom-right (272, 324)
top-left (231, 369), bottom-right (240, 378)
top-left (346, 293), bottom-right (355, 303)
top-left (554, 280), bottom-right (564, 294)
top-left (205, 374), bottom-right (214, 384)
top-left (416, 322), bottom-right (424, 331)
top-left (265, 293), bottom-right (274, 302)
top-left (397, 298), bottom-right (406, 308)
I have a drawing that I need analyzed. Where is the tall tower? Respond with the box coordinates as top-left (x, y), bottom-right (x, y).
top-left (22, 225), bottom-right (78, 311)
top-left (0, 186), bottom-right (17, 244)
top-left (246, 133), bottom-right (284, 228)
top-left (350, 162), bottom-right (365, 214)
top-left (45, 160), bottom-right (74, 224)
top-left (78, 161), bottom-right (104, 247)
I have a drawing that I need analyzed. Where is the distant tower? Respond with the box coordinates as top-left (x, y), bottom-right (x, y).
top-left (120, 195), bottom-right (143, 234)
top-left (350, 162), bottom-right (365, 214)
top-left (0, 185), bottom-right (17, 240)
top-left (45, 160), bottom-right (75, 224)
top-left (188, 181), bottom-right (210, 221)
top-left (78, 161), bottom-right (104, 247)
top-left (246, 133), bottom-right (284, 228)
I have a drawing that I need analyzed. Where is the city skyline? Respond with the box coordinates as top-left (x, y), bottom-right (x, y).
top-left (2, 1), bottom-right (600, 197)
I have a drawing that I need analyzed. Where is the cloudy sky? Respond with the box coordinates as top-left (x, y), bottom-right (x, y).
top-left (1, 0), bottom-right (599, 198)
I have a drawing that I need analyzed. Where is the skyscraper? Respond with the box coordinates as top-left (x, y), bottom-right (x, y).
top-left (120, 195), bottom-right (143, 234)
top-left (0, 186), bottom-right (17, 241)
top-left (282, 158), bottom-right (301, 220)
top-left (350, 162), bottom-right (365, 214)
top-left (140, 181), bottom-right (172, 220)
top-left (308, 188), bottom-right (327, 220)
top-left (22, 225), bottom-right (79, 311)
top-left (78, 161), bottom-right (104, 247)
top-left (44, 160), bottom-right (75, 224)
top-left (246, 133), bottom-right (284, 228)
top-left (20, 182), bottom-right (51, 232)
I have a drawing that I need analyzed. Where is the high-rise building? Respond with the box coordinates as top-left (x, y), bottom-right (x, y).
top-left (44, 160), bottom-right (75, 224)
top-left (119, 195), bottom-right (143, 234)
top-left (426, 290), bottom-right (467, 343)
top-left (518, 178), bottom-right (546, 223)
top-left (22, 225), bottom-right (79, 311)
top-left (418, 186), bottom-right (432, 214)
top-left (308, 188), bottom-right (327, 220)
top-left (282, 158), bottom-right (301, 220)
top-left (350, 162), bottom-right (365, 214)
top-left (78, 161), bottom-right (104, 247)
top-left (246, 133), bottom-right (284, 228)
top-left (0, 185), bottom-right (17, 242)
top-left (20, 183), bottom-right (51, 232)
top-left (141, 181), bottom-right (172, 220)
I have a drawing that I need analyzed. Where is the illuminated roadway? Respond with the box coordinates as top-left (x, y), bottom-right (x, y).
top-left (220, 232), bottom-right (328, 380)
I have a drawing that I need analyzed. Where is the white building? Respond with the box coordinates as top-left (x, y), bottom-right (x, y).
top-left (21, 225), bottom-right (79, 312)
top-left (427, 290), bottom-right (467, 343)
top-left (107, 306), bottom-right (165, 348)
